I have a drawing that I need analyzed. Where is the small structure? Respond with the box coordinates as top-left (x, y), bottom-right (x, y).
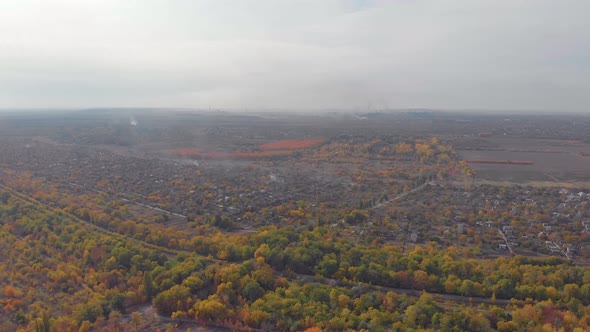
top-left (457, 223), bottom-right (466, 234)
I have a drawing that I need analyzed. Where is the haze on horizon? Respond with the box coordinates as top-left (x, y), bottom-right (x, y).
top-left (0, 0), bottom-right (589, 113)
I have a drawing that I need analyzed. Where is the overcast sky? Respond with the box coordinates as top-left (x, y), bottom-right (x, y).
top-left (0, 0), bottom-right (589, 112)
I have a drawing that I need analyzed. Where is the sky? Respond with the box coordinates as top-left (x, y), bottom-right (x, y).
top-left (0, 0), bottom-right (589, 112)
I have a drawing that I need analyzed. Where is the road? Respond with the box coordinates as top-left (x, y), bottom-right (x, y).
top-left (291, 273), bottom-right (515, 307)
top-left (0, 181), bottom-right (190, 257)
top-left (498, 229), bottom-right (514, 255)
top-left (68, 182), bottom-right (188, 219)
top-left (371, 181), bottom-right (433, 210)
top-left (1, 179), bottom-right (527, 312)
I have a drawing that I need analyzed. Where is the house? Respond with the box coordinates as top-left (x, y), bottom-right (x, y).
top-left (457, 223), bottom-right (466, 234)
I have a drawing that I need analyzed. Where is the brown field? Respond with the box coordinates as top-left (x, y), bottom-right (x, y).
top-left (457, 137), bottom-right (590, 184)
top-left (164, 139), bottom-right (324, 159)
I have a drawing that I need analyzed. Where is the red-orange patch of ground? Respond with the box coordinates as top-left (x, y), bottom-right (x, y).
top-left (259, 139), bottom-right (323, 150)
top-left (200, 151), bottom-right (292, 158)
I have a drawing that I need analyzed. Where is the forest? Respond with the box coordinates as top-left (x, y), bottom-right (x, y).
top-left (1, 177), bottom-right (590, 331)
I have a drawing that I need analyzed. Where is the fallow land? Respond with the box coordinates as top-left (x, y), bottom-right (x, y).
top-left (1, 109), bottom-right (590, 331)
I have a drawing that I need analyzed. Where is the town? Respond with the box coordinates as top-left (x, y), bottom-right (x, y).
top-left (1, 109), bottom-right (590, 331)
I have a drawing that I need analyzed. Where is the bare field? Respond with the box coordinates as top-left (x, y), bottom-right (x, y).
top-left (457, 137), bottom-right (590, 184)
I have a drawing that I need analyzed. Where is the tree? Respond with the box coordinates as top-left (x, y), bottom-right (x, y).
top-left (194, 294), bottom-right (232, 322)
top-left (241, 309), bottom-right (270, 328)
top-left (33, 311), bottom-right (51, 332)
top-left (317, 255), bottom-right (339, 278)
top-left (153, 285), bottom-right (191, 316)
top-left (131, 312), bottom-right (142, 331)
top-left (402, 292), bottom-right (439, 329)
top-left (412, 270), bottom-right (430, 290)
top-left (182, 275), bottom-right (204, 294)
top-left (143, 271), bottom-right (156, 301)
top-left (0, 191), bottom-right (10, 204)
top-left (78, 320), bottom-right (92, 332)
top-left (241, 279), bottom-right (264, 303)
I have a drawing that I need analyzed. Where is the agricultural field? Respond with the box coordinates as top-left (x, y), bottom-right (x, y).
top-left (455, 137), bottom-right (590, 185)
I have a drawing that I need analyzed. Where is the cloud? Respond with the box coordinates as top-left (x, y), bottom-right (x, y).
top-left (0, 0), bottom-right (588, 111)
